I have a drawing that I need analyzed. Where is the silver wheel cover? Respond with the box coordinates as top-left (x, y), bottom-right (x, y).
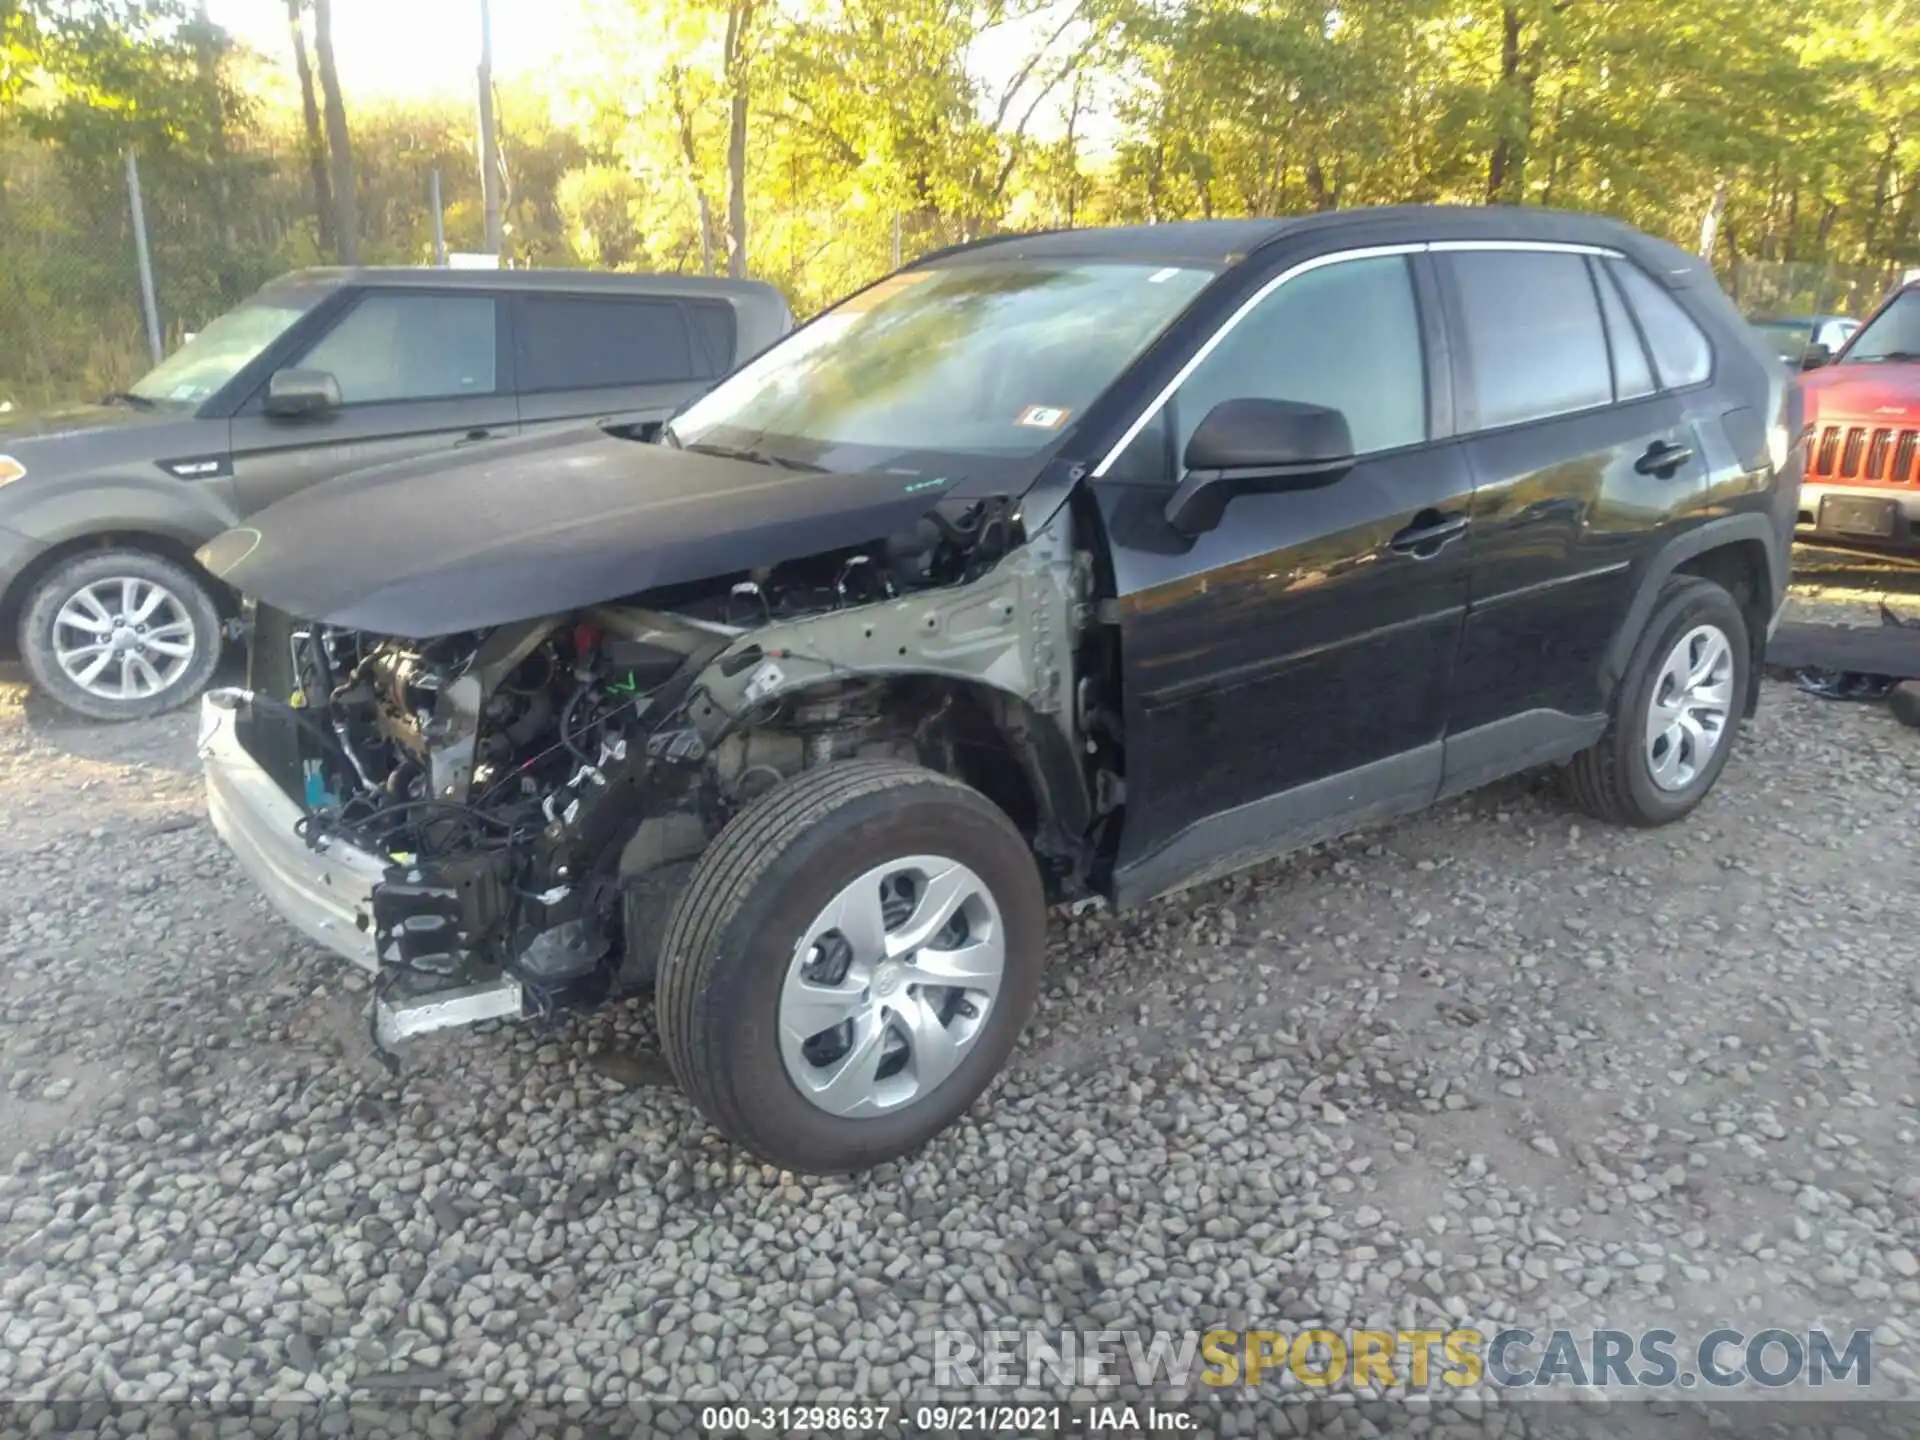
top-left (778, 855), bottom-right (1007, 1118)
top-left (1645, 622), bottom-right (1735, 793)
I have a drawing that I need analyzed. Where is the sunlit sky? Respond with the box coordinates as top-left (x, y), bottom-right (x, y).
top-left (204, 0), bottom-right (1068, 127)
top-left (206, 0), bottom-right (590, 100)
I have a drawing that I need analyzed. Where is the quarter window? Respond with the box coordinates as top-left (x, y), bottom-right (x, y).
top-left (517, 297), bottom-right (699, 391)
top-left (1154, 255), bottom-right (1427, 470)
top-left (298, 293), bottom-right (497, 403)
top-left (689, 301), bottom-right (738, 376)
top-left (1609, 260), bottom-right (1713, 388)
top-left (1448, 251), bottom-right (1612, 430)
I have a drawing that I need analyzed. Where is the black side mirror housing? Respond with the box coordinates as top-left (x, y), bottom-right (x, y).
top-left (1800, 343), bottom-right (1832, 372)
top-left (1164, 398), bottom-right (1356, 536)
top-left (264, 367), bottom-right (342, 419)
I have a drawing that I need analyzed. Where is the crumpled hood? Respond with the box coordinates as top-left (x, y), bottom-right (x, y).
top-left (1800, 360), bottom-right (1920, 425)
top-left (198, 424), bottom-right (965, 637)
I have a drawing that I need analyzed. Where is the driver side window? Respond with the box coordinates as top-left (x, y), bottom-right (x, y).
top-left (1111, 255), bottom-right (1428, 483)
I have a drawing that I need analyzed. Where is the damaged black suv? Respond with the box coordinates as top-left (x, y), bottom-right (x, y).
top-left (198, 207), bottom-right (1800, 1174)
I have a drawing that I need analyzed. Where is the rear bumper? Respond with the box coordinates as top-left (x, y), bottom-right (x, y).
top-left (199, 695), bottom-right (383, 972)
top-left (1794, 483), bottom-right (1920, 549)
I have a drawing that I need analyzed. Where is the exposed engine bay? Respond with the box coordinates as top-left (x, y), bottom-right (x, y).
top-left (228, 494), bottom-right (1104, 1040)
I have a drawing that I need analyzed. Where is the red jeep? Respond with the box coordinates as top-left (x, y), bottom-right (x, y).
top-left (1798, 280), bottom-right (1920, 550)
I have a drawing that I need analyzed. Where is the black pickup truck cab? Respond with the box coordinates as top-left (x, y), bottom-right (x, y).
top-left (196, 207), bottom-right (1799, 1174)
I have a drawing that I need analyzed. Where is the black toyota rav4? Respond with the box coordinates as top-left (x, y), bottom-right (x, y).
top-left (198, 207), bottom-right (1801, 1174)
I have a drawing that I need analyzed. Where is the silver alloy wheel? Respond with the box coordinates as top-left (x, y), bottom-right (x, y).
top-left (778, 855), bottom-right (1006, 1118)
top-left (51, 577), bottom-right (198, 701)
top-left (1645, 622), bottom-right (1735, 792)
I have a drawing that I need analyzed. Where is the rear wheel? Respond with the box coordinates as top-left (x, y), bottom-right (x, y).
top-left (656, 759), bottom-right (1047, 1173)
top-left (1563, 575), bottom-right (1749, 826)
top-left (18, 549), bottom-right (223, 721)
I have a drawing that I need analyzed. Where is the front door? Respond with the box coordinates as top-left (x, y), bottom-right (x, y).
top-left (1091, 250), bottom-right (1477, 906)
top-left (1435, 247), bottom-right (1712, 795)
top-left (227, 289), bottom-right (520, 517)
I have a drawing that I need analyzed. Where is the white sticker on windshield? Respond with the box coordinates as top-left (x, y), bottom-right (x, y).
top-left (1148, 267), bottom-right (1181, 284)
top-left (1015, 405), bottom-right (1070, 430)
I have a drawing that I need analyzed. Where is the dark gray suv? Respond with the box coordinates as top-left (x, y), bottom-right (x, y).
top-left (0, 268), bottom-right (792, 720)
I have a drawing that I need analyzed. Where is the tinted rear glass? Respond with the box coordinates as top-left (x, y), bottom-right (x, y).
top-left (1609, 260), bottom-right (1713, 387)
top-left (1449, 251), bottom-right (1613, 430)
top-left (517, 297), bottom-right (698, 391)
top-left (1593, 261), bottom-right (1657, 399)
top-left (690, 302), bottom-right (737, 376)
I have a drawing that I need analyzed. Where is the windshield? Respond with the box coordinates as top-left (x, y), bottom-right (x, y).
top-left (667, 259), bottom-right (1216, 466)
top-left (1750, 319), bottom-right (1810, 362)
top-left (128, 291), bottom-right (322, 405)
top-left (1842, 289), bottom-right (1920, 363)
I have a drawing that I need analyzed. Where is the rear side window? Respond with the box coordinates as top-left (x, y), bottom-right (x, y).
top-left (1591, 261), bottom-right (1656, 400)
top-left (1447, 251), bottom-right (1612, 430)
top-left (516, 297), bottom-right (698, 392)
top-left (689, 302), bottom-right (737, 376)
top-left (1609, 260), bottom-right (1712, 388)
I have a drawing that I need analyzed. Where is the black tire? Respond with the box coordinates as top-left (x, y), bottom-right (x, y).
top-left (656, 759), bottom-right (1047, 1173)
top-left (18, 548), bottom-right (223, 722)
top-left (1563, 575), bottom-right (1750, 826)
top-left (1890, 681), bottom-right (1920, 730)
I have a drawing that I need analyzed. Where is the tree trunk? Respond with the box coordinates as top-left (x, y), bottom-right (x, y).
top-left (1485, 3), bottom-right (1530, 205)
top-left (1306, 157), bottom-right (1334, 211)
top-left (286, 0), bottom-right (336, 255)
top-left (192, 3), bottom-right (237, 278)
top-left (668, 66), bottom-right (714, 275)
top-left (312, 0), bottom-right (358, 264)
top-left (1698, 174), bottom-right (1728, 260)
top-left (477, 0), bottom-right (503, 255)
top-left (722, 0), bottom-right (755, 279)
top-left (1863, 129), bottom-right (1900, 260)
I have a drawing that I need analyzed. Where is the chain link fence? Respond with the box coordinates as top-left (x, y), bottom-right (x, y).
top-left (1727, 259), bottom-right (1902, 324)
top-left (0, 133), bottom-right (470, 418)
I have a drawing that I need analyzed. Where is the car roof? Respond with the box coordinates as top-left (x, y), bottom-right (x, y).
top-left (261, 267), bottom-right (785, 303)
top-left (914, 205), bottom-right (1666, 270)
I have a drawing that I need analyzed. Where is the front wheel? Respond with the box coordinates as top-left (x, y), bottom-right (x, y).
top-left (18, 548), bottom-right (224, 722)
top-left (1563, 575), bottom-right (1750, 826)
top-left (656, 760), bottom-right (1047, 1173)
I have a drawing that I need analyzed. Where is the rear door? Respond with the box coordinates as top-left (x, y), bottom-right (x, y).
top-left (227, 288), bottom-right (518, 516)
top-left (1438, 245), bottom-right (1711, 794)
top-left (511, 294), bottom-right (724, 438)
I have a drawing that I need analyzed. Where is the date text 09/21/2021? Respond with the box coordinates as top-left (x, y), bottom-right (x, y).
top-left (698, 1404), bottom-right (1197, 1434)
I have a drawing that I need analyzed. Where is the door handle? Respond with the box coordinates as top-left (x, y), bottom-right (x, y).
top-left (1389, 510), bottom-right (1469, 557)
top-left (1634, 439), bottom-right (1695, 477)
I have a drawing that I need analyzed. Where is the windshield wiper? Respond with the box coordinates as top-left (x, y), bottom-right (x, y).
top-left (1857, 351), bottom-right (1920, 363)
top-left (100, 390), bottom-right (157, 410)
top-left (682, 439), bottom-right (826, 473)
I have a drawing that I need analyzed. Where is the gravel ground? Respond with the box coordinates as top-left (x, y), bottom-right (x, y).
top-left (2, 551), bottom-right (1918, 1437)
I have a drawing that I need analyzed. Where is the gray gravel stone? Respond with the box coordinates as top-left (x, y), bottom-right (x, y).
top-left (2, 579), bottom-right (1919, 1427)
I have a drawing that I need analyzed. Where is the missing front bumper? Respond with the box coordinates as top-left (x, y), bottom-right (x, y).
top-left (201, 694), bottom-right (384, 972)
top-left (200, 694), bottom-right (528, 1043)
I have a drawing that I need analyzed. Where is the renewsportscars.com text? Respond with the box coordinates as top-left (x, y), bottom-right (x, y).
top-left (934, 1327), bottom-right (1874, 1392)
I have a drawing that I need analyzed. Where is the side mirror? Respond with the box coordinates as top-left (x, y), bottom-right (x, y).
top-left (1164, 398), bottom-right (1355, 536)
top-left (264, 368), bottom-right (342, 419)
top-left (1800, 343), bottom-right (1832, 372)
